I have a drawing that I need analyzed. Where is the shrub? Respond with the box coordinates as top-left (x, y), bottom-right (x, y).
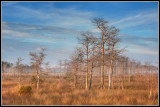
top-left (18, 85), bottom-right (32, 95)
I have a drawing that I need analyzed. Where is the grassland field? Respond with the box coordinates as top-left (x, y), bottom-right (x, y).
top-left (1, 72), bottom-right (159, 105)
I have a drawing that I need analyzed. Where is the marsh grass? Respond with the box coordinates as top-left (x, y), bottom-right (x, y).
top-left (2, 73), bottom-right (158, 105)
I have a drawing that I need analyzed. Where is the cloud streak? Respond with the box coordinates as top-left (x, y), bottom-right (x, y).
top-left (2, 2), bottom-right (158, 66)
top-left (127, 44), bottom-right (158, 55)
top-left (110, 9), bottom-right (158, 29)
top-left (2, 3), bottom-right (95, 30)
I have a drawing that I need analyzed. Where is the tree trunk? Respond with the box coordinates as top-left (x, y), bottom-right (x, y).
top-left (74, 73), bottom-right (77, 88)
top-left (89, 71), bottom-right (92, 89)
top-left (108, 65), bottom-right (112, 90)
top-left (86, 46), bottom-right (89, 89)
top-left (18, 67), bottom-right (21, 89)
top-left (74, 64), bottom-right (78, 88)
top-left (89, 62), bottom-right (93, 89)
top-left (108, 59), bottom-right (113, 90)
top-left (108, 68), bottom-right (111, 90)
top-left (36, 67), bottom-right (40, 89)
top-left (101, 33), bottom-right (104, 88)
top-left (37, 75), bottom-right (40, 89)
top-left (122, 77), bottom-right (124, 90)
top-left (129, 66), bottom-right (131, 83)
top-left (86, 71), bottom-right (88, 89)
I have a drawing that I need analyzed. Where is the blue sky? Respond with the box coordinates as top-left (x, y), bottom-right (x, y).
top-left (2, 1), bottom-right (159, 66)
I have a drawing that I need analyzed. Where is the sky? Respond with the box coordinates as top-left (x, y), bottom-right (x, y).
top-left (1, 1), bottom-right (159, 67)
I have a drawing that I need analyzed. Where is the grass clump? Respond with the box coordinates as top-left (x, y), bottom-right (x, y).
top-left (18, 85), bottom-right (32, 96)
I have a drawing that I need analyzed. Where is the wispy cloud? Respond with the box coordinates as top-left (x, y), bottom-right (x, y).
top-left (127, 44), bottom-right (158, 56)
top-left (2, 21), bottom-right (81, 44)
top-left (2, 21), bottom-right (80, 34)
top-left (2, 21), bottom-right (79, 66)
top-left (118, 33), bottom-right (158, 54)
top-left (119, 34), bottom-right (158, 44)
top-left (110, 9), bottom-right (158, 29)
top-left (2, 2), bottom-right (158, 66)
top-left (2, 3), bottom-right (94, 30)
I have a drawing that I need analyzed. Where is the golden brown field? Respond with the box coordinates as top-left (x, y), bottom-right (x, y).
top-left (2, 73), bottom-right (159, 105)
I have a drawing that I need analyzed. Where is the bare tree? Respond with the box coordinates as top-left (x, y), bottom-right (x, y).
top-left (92, 18), bottom-right (110, 88)
top-left (77, 31), bottom-right (95, 89)
top-left (29, 48), bottom-right (46, 89)
top-left (70, 47), bottom-right (84, 88)
top-left (16, 57), bottom-right (23, 88)
top-left (107, 30), bottom-right (124, 90)
top-left (89, 45), bottom-right (97, 89)
top-left (92, 18), bottom-right (123, 89)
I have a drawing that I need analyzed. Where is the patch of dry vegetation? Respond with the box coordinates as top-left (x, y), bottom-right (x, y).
top-left (2, 73), bottom-right (158, 105)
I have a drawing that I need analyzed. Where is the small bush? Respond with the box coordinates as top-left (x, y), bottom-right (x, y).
top-left (18, 86), bottom-right (32, 95)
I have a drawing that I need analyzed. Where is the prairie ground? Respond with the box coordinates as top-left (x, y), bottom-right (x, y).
top-left (1, 72), bottom-right (159, 105)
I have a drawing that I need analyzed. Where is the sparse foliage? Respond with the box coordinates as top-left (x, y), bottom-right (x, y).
top-left (78, 31), bottom-right (96, 89)
top-left (29, 48), bottom-right (46, 89)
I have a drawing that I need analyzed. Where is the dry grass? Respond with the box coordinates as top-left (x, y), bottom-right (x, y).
top-left (2, 73), bottom-right (158, 105)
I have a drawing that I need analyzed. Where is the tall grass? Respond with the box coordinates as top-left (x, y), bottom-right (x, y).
top-left (2, 73), bottom-right (158, 105)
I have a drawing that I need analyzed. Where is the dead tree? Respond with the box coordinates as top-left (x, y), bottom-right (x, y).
top-left (106, 26), bottom-right (125, 90)
top-left (89, 40), bottom-right (98, 89)
top-left (16, 57), bottom-right (23, 89)
top-left (92, 18), bottom-right (110, 88)
top-left (70, 47), bottom-right (84, 88)
top-left (92, 18), bottom-right (123, 89)
top-left (29, 48), bottom-right (46, 89)
top-left (77, 31), bottom-right (95, 89)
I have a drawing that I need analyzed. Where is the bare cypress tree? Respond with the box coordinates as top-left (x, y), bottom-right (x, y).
top-left (107, 29), bottom-right (123, 90)
top-left (77, 31), bottom-right (95, 89)
top-left (16, 57), bottom-right (23, 89)
top-left (29, 48), bottom-right (46, 89)
top-left (92, 18), bottom-right (124, 89)
top-left (92, 18), bottom-right (109, 88)
top-left (70, 47), bottom-right (84, 88)
top-left (89, 46), bottom-right (97, 89)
